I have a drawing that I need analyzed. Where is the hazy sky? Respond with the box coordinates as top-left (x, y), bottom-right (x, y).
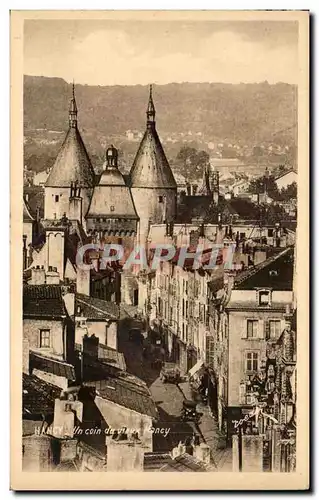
top-left (24, 19), bottom-right (299, 85)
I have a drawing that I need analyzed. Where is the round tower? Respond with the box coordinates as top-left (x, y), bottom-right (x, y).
top-left (129, 85), bottom-right (177, 244)
top-left (44, 83), bottom-right (95, 222)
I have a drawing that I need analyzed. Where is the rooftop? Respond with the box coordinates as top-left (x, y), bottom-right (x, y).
top-left (76, 293), bottom-right (119, 321)
top-left (30, 351), bottom-right (76, 381)
top-left (23, 373), bottom-right (62, 417)
top-left (159, 453), bottom-right (215, 472)
top-left (23, 284), bottom-right (66, 318)
top-left (84, 374), bottom-right (158, 419)
top-left (234, 246), bottom-right (294, 291)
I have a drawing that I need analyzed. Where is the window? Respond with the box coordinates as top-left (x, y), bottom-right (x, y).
top-left (158, 196), bottom-right (163, 203)
top-left (268, 229), bottom-right (274, 237)
top-left (55, 195), bottom-right (59, 202)
top-left (110, 206), bottom-right (115, 212)
top-left (269, 320), bottom-right (281, 339)
top-left (169, 307), bottom-right (173, 325)
top-left (39, 329), bottom-right (50, 348)
top-left (259, 291), bottom-right (270, 306)
top-left (247, 320), bottom-right (258, 338)
top-left (246, 352), bottom-right (258, 372)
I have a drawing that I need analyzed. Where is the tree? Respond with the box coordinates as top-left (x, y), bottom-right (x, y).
top-left (248, 174), bottom-right (280, 201)
top-left (279, 182), bottom-right (297, 201)
top-left (175, 146), bottom-right (210, 182)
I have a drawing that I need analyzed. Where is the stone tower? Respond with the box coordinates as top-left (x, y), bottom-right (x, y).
top-left (44, 83), bottom-right (95, 222)
top-left (129, 85), bottom-right (177, 245)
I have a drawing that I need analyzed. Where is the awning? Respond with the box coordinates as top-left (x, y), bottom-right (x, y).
top-left (188, 360), bottom-right (205, 378)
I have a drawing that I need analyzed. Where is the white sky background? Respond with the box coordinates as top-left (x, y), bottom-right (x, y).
top-left (24, 19), bottom-right (299, 85)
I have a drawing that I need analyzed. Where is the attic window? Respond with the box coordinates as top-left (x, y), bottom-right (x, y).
top-left (110, 206), bottom-right (115, 212)
top-left (158, 196), bottom-right (163, 203)
top-left (55, 195), bottom-right (59, 202)
top-left (259, 290), bottom-right (270, 306)
top-left (269, 270), bottom-right (278, 277)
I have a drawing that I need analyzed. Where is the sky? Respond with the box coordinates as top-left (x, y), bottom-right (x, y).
top-left (24, 19), bottom-right (299, 86)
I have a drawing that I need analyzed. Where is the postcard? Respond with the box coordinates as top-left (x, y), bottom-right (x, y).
top-left (11, 10), bottom-right (309, 490)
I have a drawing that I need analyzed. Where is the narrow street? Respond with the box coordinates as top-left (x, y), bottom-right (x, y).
top-left (118, 306), bottom-right (233, 471)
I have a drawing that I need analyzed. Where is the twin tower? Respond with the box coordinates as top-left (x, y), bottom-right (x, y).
top-left (44, 84), bottom-right (177, 244)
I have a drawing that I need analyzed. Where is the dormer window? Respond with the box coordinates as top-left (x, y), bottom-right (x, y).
top-left (259, 290), bottom-right (270, 306)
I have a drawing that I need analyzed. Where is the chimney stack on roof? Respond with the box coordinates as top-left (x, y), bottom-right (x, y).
top-left (31, 266), bottom-right (46, 285)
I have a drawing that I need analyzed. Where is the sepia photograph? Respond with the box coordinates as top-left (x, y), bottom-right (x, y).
top-left (10, 10), bottom-right (309, 490)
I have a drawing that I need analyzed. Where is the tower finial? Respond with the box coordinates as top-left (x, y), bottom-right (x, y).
top-left (146, 83), bottom-right (156, 127)
top-left (69, 80), bottom-right (77, 128)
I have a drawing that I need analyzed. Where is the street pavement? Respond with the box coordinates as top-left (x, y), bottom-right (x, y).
top-left (118, 306), bottom-right (233, 471)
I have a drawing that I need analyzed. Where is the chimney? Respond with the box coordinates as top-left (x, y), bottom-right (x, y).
top-left (254, 249), bottom-right (267, 265)
top-left (31, 265), bottom-right (46, 285)
top-left (193, 443), bottom-right (211, 465)
top-left (46, 266), bottom-right (60, 285)
top-left (82, 334), bottom-right (99, 359)
top-left (171, 441), bottom-right (186, 459)
top-left (52, 396), bottom-right (83, 439)
top-left (46, 228), bottom-right (65, 281)
top-left (76, 267), bottom-right (90, 296)
top-left (23, 339), bottom-right (29, 374)
top-left (106, 431), bottom-right (145, 472)
top-left (69, 182), bottom-right (83, 223)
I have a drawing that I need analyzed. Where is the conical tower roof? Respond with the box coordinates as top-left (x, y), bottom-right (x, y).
top-left (45, 84), bottom-right (95, 188)
top-left (129, 86), bottom-right (177, 189)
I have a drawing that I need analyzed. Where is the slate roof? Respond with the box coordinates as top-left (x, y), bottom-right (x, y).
top-left (55, 460), bottom-right (80, 471)
top-left (84, 375), bottom-right (158, 419)
top-left (76, 294), bottom-right (119, 321)
top-left (86, 185), bottom-right (138, 220)
top-left (129, 90), bottom-right (176, 189)
top-left (98, 343), bottom-right (126, 371)
top-left (45, 126), bottom-right (95, 188)
top-left (30, 351), bottom-right (76, 381)
top-left (159, 453), bottom-right (215, 472)
top-left (23, 373), bottom-right (61, 417)
top-left (234, 246), bottom-right (294, 291)
top-left (143, 452), bottom-right (172, 471)
top-left (23, 284), bottom-right (66, 318)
